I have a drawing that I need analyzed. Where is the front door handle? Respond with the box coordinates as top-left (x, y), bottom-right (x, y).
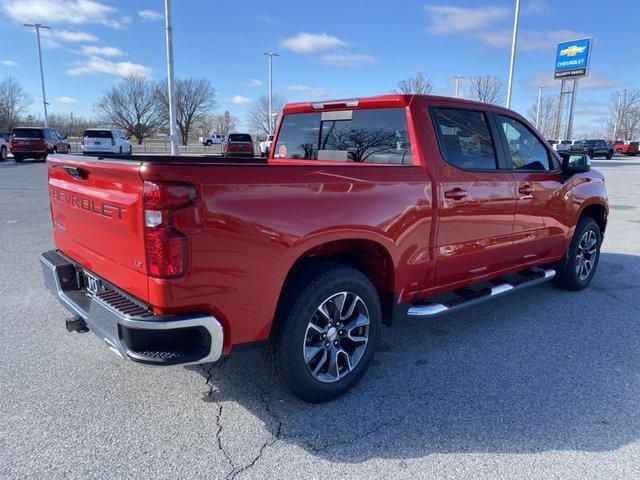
top-left (518, 184), bottom-right (533, 196)
top-left (444, 188), bottom-right (468, 200)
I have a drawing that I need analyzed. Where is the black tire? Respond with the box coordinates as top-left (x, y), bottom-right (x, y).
top-left (13, 155), bottom-right (23, 163)
top-left (205, 140), bottom-right (212, 146)
top-left (553, 216), bottom-right (602, 291)
top-left (0, 146), bottom-right (6, 161)
top-left (118, 146), bottom-right (122, 155)
top-left (128, 145), bottom-right (133, 155)
top-left (605, 150), bottom-right (613, 160)
top-left (265, 262), bottom-right (381, 403)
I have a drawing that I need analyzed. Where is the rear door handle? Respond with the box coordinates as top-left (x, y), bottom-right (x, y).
top-left (518, 184), bottom-right (533, 195)
top-left (444, 188), bottom-right (468, 200)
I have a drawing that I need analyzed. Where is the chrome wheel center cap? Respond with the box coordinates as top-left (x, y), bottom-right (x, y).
top-left (326, 327), bottom-right (338, 342)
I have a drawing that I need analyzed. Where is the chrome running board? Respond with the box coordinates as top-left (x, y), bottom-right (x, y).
top-left (408, 268), bottom-right (556, 318)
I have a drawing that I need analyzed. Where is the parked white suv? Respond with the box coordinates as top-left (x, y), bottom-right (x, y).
top-left (553, 139), bottom-right (573, 153)
top-left (0, 135), bottom-right (7, 161)
top-left (259, 134), bottom-right (274, 157)
top-left (200, 134), bottom-right (224, 146)
top-left (82, 128), bottom-right (132, 156)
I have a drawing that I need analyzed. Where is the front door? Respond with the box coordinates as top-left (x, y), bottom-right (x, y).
top-left (496, 114), bottom-right (573, 264)
top-left (430, 106), bottom-right (517, 288)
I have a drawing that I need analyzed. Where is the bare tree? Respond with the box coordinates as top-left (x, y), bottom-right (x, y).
top-left (527, 96), bottom-right (558, 139)
top-left (247, 94), bottom-right (285, 138)
top-left (0, 77), bottom-right (32, 130)
top-left (605, 89), bottom-right (640, 141)
top-left (212, 111), bottom-right (239, 137)
top-left (93, 75), bottom-right (163, 144)
top-left (156, 77), bottom-right (217, 145)
top-left (47, 113), bottom-right (94, 137)
top-left (467, 75), bottom-right (505, 105)
top-left (393, 72), bottom-right (433, 95)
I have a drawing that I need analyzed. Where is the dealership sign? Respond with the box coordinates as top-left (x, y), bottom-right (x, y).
top-left (554, 37), bottom-right (592, 79)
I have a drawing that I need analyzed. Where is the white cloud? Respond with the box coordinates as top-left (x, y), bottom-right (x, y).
top-left (524, 0), bottom-right (552, 14)
top-left (246, 79), bottom-right (263, 87)
top-left (525, 71), bottom-right (622, 91)
top-left (138, 9), bottom-right (163, 21)
top-left (280, 32), bottom-right (348, 53)
top-left (423, 5), bottom-right (510, 33)
top-left (321, 52), bottom-right (374, 67)
top-left (67, 57), bottom-right (151, 77)
top-left (81, 45), bottom-right (126, 57)
top-left (479, 29), bottom-right (586, 52)
top-left (284, 84), bottom-right (331, 97)
top-left (1, 0), bottom-right (127, 28)
top-left (54, 30), bottom-right (98, 42)
top-left (54, 96), bottom-right (79, 104)
top-left (229, 95), bottom-right (251, 105)
top-left (2, 59), bottom-right (18, 67)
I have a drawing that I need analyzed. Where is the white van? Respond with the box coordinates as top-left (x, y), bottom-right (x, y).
top-left (82, 128), bottom-right (132, 155)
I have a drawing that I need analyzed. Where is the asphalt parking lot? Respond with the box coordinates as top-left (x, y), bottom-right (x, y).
top-left (1, 157), bottom-right (639, 479)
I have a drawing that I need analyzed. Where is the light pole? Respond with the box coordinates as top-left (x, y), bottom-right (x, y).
top-left (453, 75), bottom-right (464, 98)
top-left (24, 23), bottom-right (51, 127)
top-left (535, 84), bottom-right (546, 129)
top-left (164, 0), bottom-right (179, 155)
top-left (505, 0), bottom-right (521, 109)
top-left (262, 52), bottom-right (279, 134)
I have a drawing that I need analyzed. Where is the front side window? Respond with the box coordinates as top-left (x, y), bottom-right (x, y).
top-left (274, 108), bottom-right (412, 165)
top-left (432, 108), bottom-right (498, 170)
top-left (499, 115), bottom-right (551, 171)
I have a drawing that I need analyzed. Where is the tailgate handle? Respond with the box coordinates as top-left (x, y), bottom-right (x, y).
top-left (62, 166), bottom-right (88, 180)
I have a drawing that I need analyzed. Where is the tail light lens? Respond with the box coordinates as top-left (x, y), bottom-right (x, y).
top-left (143, 181), bottom-right (196, 278)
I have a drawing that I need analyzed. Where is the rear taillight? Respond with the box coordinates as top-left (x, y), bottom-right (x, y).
top-left (143, 181), bottom-right (196, 278)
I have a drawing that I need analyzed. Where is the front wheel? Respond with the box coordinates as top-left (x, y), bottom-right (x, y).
top-left (606, 150), bottom-right (613, 159)
top-left (553, 216), bottom-right (602, 291)
top-left (0, 146), bottom-right (6, 161)
top-left (266, 262), bottom-right (381, 403)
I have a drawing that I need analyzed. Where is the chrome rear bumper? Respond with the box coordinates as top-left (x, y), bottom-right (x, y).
top-left (40, 250), bottom-right (224, 366)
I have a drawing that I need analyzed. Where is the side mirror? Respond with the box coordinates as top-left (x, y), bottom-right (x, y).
top-left (62, 134), bottom-right (68, 140)
top-left (561, 153), bottom-right (590, 180)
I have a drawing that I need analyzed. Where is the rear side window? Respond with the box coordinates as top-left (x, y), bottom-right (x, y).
top-left (83, 130), bottom-right (112, 138)
top-left (13, 128), bottom-right (44, 138)
top-left (229, 134), bottom-right (251, 142)
top-left (274, 108), bottom-right (413, 165)
top-left (432, 108), bottom-right (497, 170)
top-left (498, 115), bottom-right (551, 171)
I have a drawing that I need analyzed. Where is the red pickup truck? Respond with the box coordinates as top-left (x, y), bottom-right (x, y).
top-left (41, 94), bottom-right (608, 402)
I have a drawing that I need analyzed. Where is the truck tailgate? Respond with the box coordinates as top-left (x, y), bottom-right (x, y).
top-left (47, 155), bottom-right (149, 301)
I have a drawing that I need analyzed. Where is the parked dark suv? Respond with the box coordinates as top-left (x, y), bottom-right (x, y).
top-left (571, 139), bottom-right (613, 159)
top-left (10, 127), bottom-right (71, 162)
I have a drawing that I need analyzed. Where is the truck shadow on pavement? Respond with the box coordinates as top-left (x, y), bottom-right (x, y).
top-left (189, 252), bottom-right (640, 463)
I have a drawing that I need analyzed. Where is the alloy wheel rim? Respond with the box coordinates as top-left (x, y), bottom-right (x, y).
top-left (576, 230), bottom-right (597, 281)
top-left (303, 292), bottom-right (370, 383)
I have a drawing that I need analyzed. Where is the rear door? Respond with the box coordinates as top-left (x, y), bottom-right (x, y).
top-left (429, 106), bottom-right (517, 287)
top-left (495, 114), bottom-right (572, 264)
top-left (47, 156), bottom-right (149, 300)
top-left (84, 129), bottom-right (114, 151)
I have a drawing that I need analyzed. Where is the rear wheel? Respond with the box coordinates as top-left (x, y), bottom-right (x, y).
top-left (0, 146), bottom-right (6, 161)
top-left (266, 262), bottom-right (381, 403)
top-left (553, 216), bottom-right (602, 291)
top-left (606, 150), bottom-right (613, 159)
top-left (13, 155), bottom-right (23, 163)
top-left (588, 149), bottom-right (595, 158)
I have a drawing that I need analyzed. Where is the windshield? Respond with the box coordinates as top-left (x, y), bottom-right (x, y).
top-left (13, 128), bottom-right (44, 138)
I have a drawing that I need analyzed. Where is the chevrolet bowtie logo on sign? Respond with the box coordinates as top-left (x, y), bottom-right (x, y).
top-left (559, 45), bottom-right (587, 57)
top-left (555, 37), bottom-right (592, 79)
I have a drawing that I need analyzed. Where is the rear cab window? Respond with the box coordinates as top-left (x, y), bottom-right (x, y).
top-left (274, 107), bottom-right (413, 165)
top-left (84, 130), bottom-right (113, 139)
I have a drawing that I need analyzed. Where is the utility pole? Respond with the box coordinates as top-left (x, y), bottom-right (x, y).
top-left (535, 84), bottom-right (546, 129)
top-left (453, 75), bottom-right (464, 98)
top-left (612, 90), bottom-right (623, 142)
top-left (24, 23), bottom-right (51, 127)
top-left (164, 0), bottom-right (179, 155)
top-left (505, 0), bottom-right (521, 109)
top-left (262, 52), bottom-right (279, 134)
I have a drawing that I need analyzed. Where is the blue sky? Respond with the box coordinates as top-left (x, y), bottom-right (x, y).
top-left (1, 0), bottom-right (638, 134)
